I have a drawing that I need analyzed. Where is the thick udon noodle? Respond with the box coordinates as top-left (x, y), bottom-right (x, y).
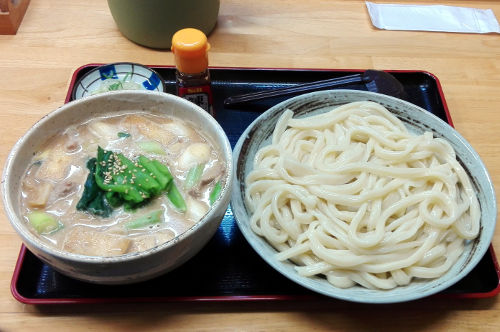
top-left (245, 101), bottom-right (480, 290)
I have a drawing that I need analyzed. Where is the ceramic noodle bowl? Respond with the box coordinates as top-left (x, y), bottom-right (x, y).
top-left (2, 90), bottom-right (233, 284)
top-left (231, 89), bottom-right (496, 303)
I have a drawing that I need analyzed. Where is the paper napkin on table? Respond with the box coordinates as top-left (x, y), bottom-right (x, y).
top-left (366, 2), bottom-right (500, 34)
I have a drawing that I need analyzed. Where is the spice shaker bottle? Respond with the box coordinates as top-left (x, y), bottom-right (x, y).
top-left (171, 28), bottom-right (214, 116)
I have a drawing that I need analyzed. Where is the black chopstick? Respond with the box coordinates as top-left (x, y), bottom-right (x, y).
top-left (223, 73), bottom-right (364, 107)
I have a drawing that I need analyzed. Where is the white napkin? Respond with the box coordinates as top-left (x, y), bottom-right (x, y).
top-left (366, 2), bottom-right (500, 34)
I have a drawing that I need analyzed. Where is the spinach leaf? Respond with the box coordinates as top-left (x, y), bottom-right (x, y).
top-left (76, 158), bottom-right (113, 217)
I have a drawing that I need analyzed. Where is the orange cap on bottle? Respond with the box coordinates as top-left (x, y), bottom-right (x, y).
top-left (171, 28), bottom-right (211, 74)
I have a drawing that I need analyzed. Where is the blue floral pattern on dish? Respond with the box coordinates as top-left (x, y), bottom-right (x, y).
top-left (98, 64), bottom-right (119, 80)
top-left (143, 72), bottom-right (161, 90)
top-left (72, 62), bottom-right (166, 100)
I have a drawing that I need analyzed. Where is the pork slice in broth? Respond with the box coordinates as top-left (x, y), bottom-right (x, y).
top-left (36, 146), bottom-right (72, 181)
top-left (200, 161), bottom-right (225, 185)
top-left (177, 143), bottom-right (211, 170)
top-left (62, 226), bottom-right (131, 257)
top-left (128, 230), bottom-right (175, 253)
top-left (23, 179), bottom-right (53, 208)
top-left (121, 114), bottom-right (177, 146)
top-left (185, 197), bottom-right (209, 223)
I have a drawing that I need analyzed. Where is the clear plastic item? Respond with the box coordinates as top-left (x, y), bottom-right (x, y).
top-left (366, 2), bottom-right (500, 34)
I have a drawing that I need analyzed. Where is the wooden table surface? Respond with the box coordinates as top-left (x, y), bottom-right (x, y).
top-left (1, 0), bottom-right (500, 330)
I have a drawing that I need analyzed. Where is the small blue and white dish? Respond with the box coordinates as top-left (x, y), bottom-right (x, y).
top-left (72, 62), bottom-right (167, 100)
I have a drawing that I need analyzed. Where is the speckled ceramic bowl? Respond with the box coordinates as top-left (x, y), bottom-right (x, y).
top-left (2, 90), bottom-right (233, 284)
top-left (72, 62), bottom-right (166, 100)
top-left (231, 89), bottom-right (496, 303)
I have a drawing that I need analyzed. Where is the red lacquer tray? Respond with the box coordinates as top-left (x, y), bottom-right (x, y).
top-left (11, 66), bottom-right (500, 304)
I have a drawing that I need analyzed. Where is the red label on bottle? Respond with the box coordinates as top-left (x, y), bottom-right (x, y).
top-left (178, 85), bottom-right (214, 116)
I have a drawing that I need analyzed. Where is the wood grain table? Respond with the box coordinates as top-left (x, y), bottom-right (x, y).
top-left (1, 0), bottom-right (499, 330)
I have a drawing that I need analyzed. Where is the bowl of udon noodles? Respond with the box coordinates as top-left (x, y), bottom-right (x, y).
top-left (231, 89), bottom-right (496, 303)
top-left (2, 90), bottom-right (233, 284)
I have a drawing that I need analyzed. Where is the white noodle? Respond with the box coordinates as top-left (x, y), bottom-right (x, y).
top-left (245, 101), bottom-right (480, 290)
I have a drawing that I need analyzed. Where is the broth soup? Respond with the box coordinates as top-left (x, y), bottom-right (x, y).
top-left (20, 112), bottom-right (226, 257)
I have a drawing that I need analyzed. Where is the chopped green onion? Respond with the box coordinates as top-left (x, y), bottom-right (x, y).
top-left (122, 72), bottom-right (131, 82)
top-left (117, 132), bottom-right (131, 138)
top-left (101, 73), bottom-right (114, 79)
top-left (108, 81), bottom-right (123, 91)
top-left (184, 164), bottom-right (204, 190)
top-left (137, 141), bottom-right (166, 155)
top-left (27, 211), bottom-right (62, 234)
top-left (167, 181), bottom-right (186, 212)
top-left (209, 181), bottom-right (222, 205)
top-left (124, 210), bottom-right (163, 229)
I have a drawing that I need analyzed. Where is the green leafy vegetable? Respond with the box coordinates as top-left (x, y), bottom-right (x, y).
top-left (115, 153), bottom-right (162, 195)
top-left (138, 155), bottom-right (172, 190)
top-left (77, 147), bottom-right (188, 217)
top-left (151, 160), bottom-right (173, 178)
top-left (105, 191), bottom-right (124, 208)
top-left (94, 147), bottom-right (147, 204)
top-left (76, 158), bottom-right (114, 217)
top-left (117, 132), bottom-right (131, 138)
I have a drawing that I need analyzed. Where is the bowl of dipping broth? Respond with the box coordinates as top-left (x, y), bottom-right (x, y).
top-left (231, 89), bottom-right (496, 303)
top-left (2, 90), bottom-right (233, 284)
